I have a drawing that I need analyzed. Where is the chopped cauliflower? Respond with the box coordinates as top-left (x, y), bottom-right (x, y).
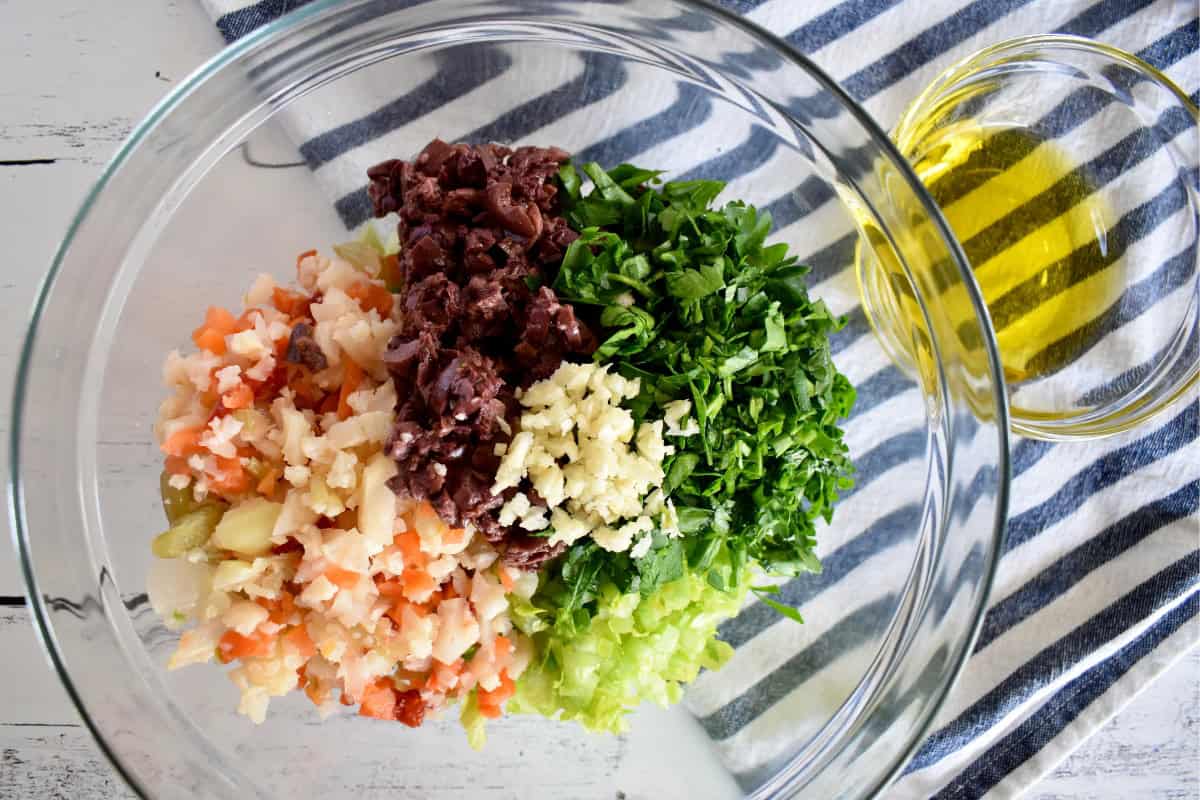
top-left (154, 243), bottom-right (531, 735)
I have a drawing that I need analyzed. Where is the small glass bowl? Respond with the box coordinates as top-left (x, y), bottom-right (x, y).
top-left (858, 34), bottom-right (1199, 440)
top-left (10, 1), bottom-right (1009, 798)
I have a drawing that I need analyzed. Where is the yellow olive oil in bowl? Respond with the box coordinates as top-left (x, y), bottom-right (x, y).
top-left (900, 120), bottom-right (1117, 387)
top-left (856, 35), bottom-right (1198, 439)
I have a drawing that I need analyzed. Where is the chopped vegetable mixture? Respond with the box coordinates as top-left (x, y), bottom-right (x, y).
top-left (149, 139), bottom-right (853, 744)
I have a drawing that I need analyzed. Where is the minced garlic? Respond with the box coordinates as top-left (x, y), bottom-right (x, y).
top-left (491, 362), bottom-right (690, 555)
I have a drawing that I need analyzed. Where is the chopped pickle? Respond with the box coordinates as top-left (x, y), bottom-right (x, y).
top-left (160, 470), bottom-right (204, 525)
top-left (152, 505), bottom-right (225, 559)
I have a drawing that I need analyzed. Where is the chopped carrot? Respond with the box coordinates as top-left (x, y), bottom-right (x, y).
top-left (255, 467), bottom-right (279, 497)
top-left (164, 455), bottom-right (191, 476)
top-left (251, 362), bottom-right (288, 400)
top-left (255, 592), bottom-right (297, 625)
top-left (324, 565), bottom-right (361, 590)
top-left (380, 253), bottom-right (403, 292)
top-left (493, 636), bottom-right (513, 660)
top-left (204, 306), bottom-right (240, 334)
top-left (273, 286), bottom-right (311, 318)
top-left (497, 566), bottom-right (515, 592)
top-left (193, 328), bottom-right (227, 355)
top-left (376, 542), bottom-right (402, 564)
top-left (208, 455), bottom-right (249, 494)
top-left (221, 382), bottom-right (254, 410)
top-left (477, 670), bottom-right (515, 716)
top-left (200, 390), bottom-right (221, 412)
top-left (191, 307), bottom-right (239, 355)
top-left (443, 527), bottom-right (466, 547)
top-left (276, 591), bottom-right (298, 623)
top-left (376, 577), bottom-right (407, 599)
top-left (304, 678), bottom-right (328, 707)
top-left (392, 531), bottom-right (424, 568)
top-left (401, 569), bottom-right (436, 600)
top-left (426, 659), bottom-right (463, 694)
top-left (295, 249), bottom-right (318, 272)
top-left (384, 603), bottom-right (406, 628)
top-left (233, 309), bottom-right (260, 333)
top-left (284, 624), bottom-right (316, 658)
top-left (478, 702), bottom-right (503, 719)
top-left (161, 426), bottom-right (205, 458)
top-left (337, 358), bottom-right (364, 420)
top-left (358, 679), bottom-right (397, 720)
top-left (346, 281), bottom-right (394, 317)
top-left (318, 392), bottom-right (340, 415)
top-left (217, 629), bottom-right (274, 663)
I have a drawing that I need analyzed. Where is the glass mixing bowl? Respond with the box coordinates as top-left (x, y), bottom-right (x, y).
top-left (9, 1), bottom-right (1009, 797)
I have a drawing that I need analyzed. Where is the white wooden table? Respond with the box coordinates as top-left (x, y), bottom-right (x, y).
top-left (0, 1), bottom-right (1195, 797)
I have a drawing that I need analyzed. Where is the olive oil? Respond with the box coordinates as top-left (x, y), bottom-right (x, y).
top-left (859, 120), bottom-right (1119, 420)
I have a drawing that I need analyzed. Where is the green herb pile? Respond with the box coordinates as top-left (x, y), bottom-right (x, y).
top-left (554, 161), bottom-right (854, 588)
top-left (498, 162), bottom-right (855, 735)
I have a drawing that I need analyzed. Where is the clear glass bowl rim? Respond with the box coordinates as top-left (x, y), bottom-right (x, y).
top-left (8, 1), bottom-right (1012, 797)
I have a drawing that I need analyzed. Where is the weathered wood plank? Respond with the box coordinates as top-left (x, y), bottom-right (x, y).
top-left (0, 724), bottom-right (136, 800)
top-left (0, 606), bottom-right (742, 799)
top-left (0, 0), bottom-right (224, 597)
top-left (0, 1), bottom-right (224, 164)
top-left (3, 604), bottom-right (1196, 799)
top-left (0, 607), bottom-right (92, 724)
top-left (1029, 649), bottom-right (1200, 800)
top-left (1, 0), bottom-right (1196, 798)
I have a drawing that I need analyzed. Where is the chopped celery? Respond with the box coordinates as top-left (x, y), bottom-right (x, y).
top-left (460, 692), bottom-right (488, 751)
top-left (508, 546), bottom-right (747, 734)
top-left (358, 223), bottom-right (387, 256)
top-left (333, 241), bottom-right (382, 278)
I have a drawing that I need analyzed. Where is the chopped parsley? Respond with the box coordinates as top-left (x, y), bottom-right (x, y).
top-left (552, 161), bottom-right (856, 603)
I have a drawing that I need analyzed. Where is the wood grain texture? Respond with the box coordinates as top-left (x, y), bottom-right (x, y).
top-left (0, 0), bottom-right (223, 595)
top-left (0, 1), bottom-right (223, 164)
top-left (1, 725), bottom-right (136, 800)
top-left (0, 0), bottom-right (1196, 797)
top-left (1028, 649), bottom-right (1200, 800)
top-left (1, 604), bottom-right (1195, 799)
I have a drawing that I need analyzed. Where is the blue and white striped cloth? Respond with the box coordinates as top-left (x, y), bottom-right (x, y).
top-left (201, 1), bottom-right (1198, 796)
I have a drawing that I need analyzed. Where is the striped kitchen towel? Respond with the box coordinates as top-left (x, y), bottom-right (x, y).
top-left (200, 0), bottom-right (1198, 797)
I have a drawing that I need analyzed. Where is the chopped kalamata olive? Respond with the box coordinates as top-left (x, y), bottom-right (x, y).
top-left (367, 139), bottom-right (597, 567)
